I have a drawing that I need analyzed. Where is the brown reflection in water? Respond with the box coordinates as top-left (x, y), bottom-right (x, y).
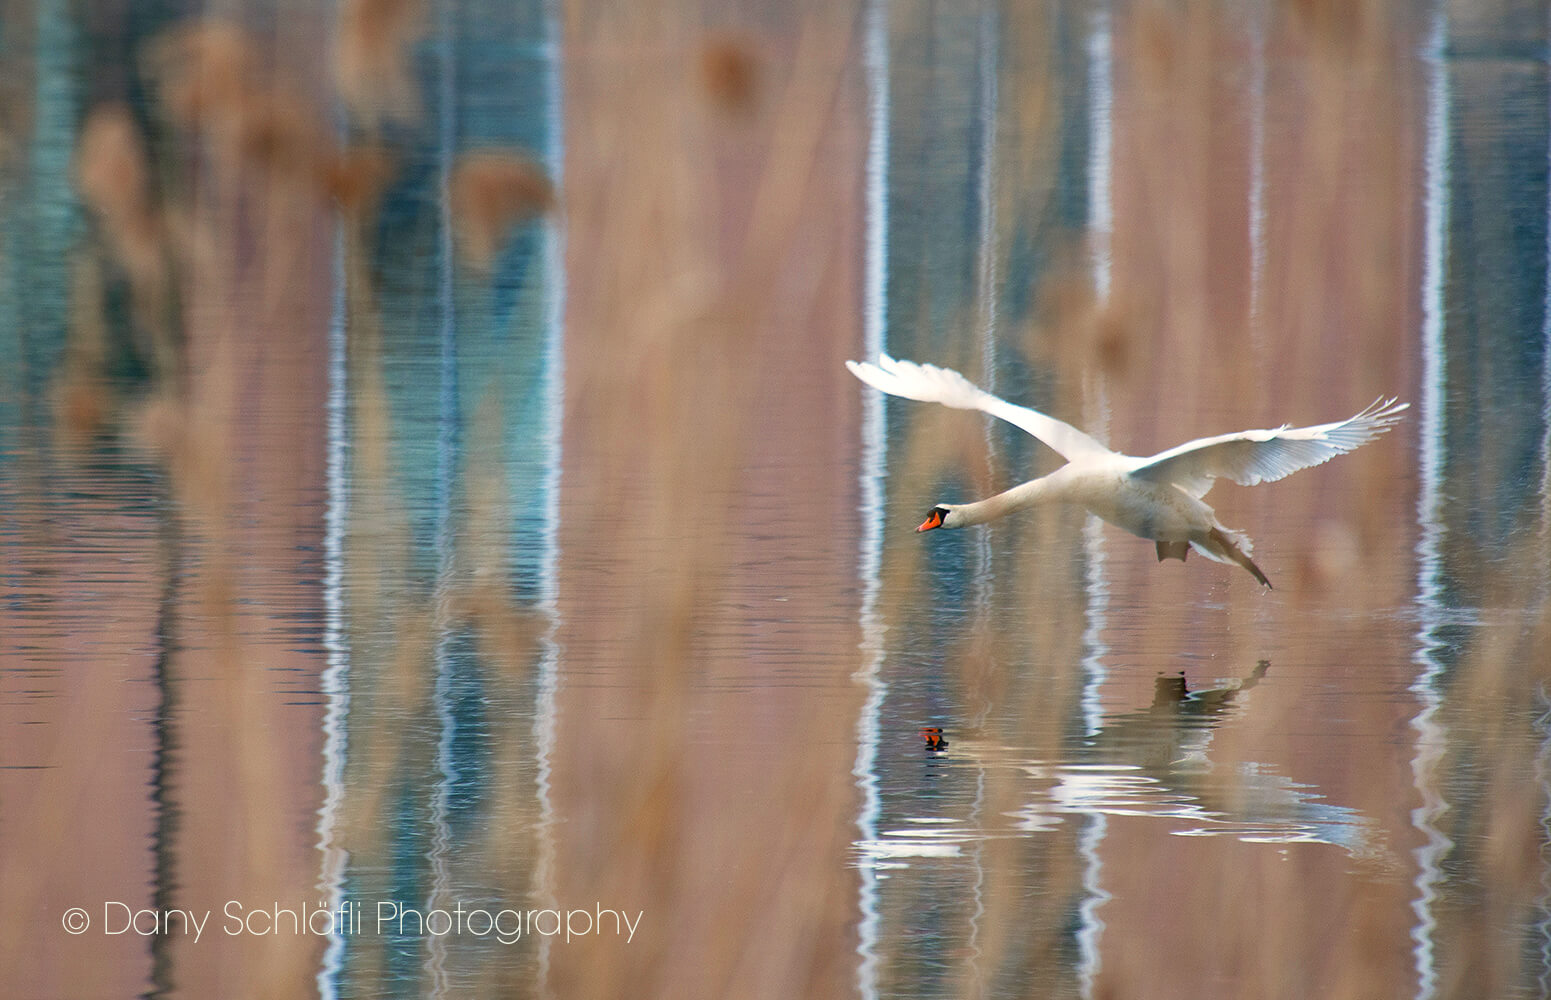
top-left (451, 151), bottom-right (556, 268)
top-left (335, 0), bottom-right (427, 128)
top-left (1427, 565), bottom-right (1551, 998)
top-left (551, 2), bottom-right (869, 996)
top-left (137, 15), bottom-right (338, 999)
top-left (2, 9), bottom-right (395, 996)
top-left (0, 468), bottom-right (165, 999)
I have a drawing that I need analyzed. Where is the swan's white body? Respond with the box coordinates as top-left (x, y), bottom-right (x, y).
top-left (847, 355), bottom-right (1409, 587)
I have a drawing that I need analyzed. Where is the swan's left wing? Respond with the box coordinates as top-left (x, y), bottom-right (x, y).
top-left (1129, 397), bottom-right (1409, 498)
top-left (846, 355), bottom-right (1115, 462)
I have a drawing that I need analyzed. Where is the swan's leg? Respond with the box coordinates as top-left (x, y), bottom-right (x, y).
top-left (1155, 540), bottom-right (1189, 562)
top-left (1206, 527), bottom-right (1272, 588)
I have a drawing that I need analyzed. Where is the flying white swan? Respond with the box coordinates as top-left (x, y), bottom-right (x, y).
top-left (847, 355), bottom-right (1409, 588)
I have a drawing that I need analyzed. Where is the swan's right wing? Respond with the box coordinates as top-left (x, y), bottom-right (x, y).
top-left (846, 355), bottom-right (1114, 462)
top-left (1128, 397), bottom-right (1409, 498)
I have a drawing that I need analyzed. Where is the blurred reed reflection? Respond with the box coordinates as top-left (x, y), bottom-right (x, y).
top-left (0, 0), bottom-right (1548, 999)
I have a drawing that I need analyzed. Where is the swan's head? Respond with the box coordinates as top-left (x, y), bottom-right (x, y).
top-left (916, 504), bottom-right (961, 532)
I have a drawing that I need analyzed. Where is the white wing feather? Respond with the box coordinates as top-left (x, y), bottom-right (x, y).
top-left (1128, 397), bottom-right (1409, 498)
top-left (846, 355), bottom-right (1115, 462)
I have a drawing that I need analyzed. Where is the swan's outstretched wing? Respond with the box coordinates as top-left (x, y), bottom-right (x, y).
top-left (1129, 397), bottom-right (1409, 498)
top-left (846, 355), bottom-right (1114, 462)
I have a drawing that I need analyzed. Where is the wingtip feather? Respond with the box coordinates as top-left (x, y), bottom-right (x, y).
top-left (1359, 396), bottom-right (1411, 423)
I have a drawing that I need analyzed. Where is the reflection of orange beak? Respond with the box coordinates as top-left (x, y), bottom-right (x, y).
top-left (917, 510), bottom-right (944, 532)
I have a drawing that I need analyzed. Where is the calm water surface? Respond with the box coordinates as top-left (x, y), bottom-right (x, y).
top-left (2, 2), bottom-right (1549, 998)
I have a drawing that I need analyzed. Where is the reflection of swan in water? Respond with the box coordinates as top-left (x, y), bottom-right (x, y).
top-left (888, 661), bottom-right (1378, 859)
top-left (920, 726), bottom-right (949, 751)
top-left (919, 661), bottom-right (1267, 769)
top-left (847, 355), bottom-right (1408, 587)
top-left (1075, 659), bottom-right (1271, 773)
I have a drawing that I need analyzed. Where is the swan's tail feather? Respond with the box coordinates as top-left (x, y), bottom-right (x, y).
top-left (1156, 540), bottom-right (1189, 562)
top-left (1203, 527), bottom-right (1272, 588)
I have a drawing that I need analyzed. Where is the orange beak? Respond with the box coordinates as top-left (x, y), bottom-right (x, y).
top-left (916, 510), bottom-right (944, 532)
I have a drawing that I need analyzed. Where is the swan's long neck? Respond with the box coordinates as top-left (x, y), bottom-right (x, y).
top-left (952, 474), bottom-right (1062, 527)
